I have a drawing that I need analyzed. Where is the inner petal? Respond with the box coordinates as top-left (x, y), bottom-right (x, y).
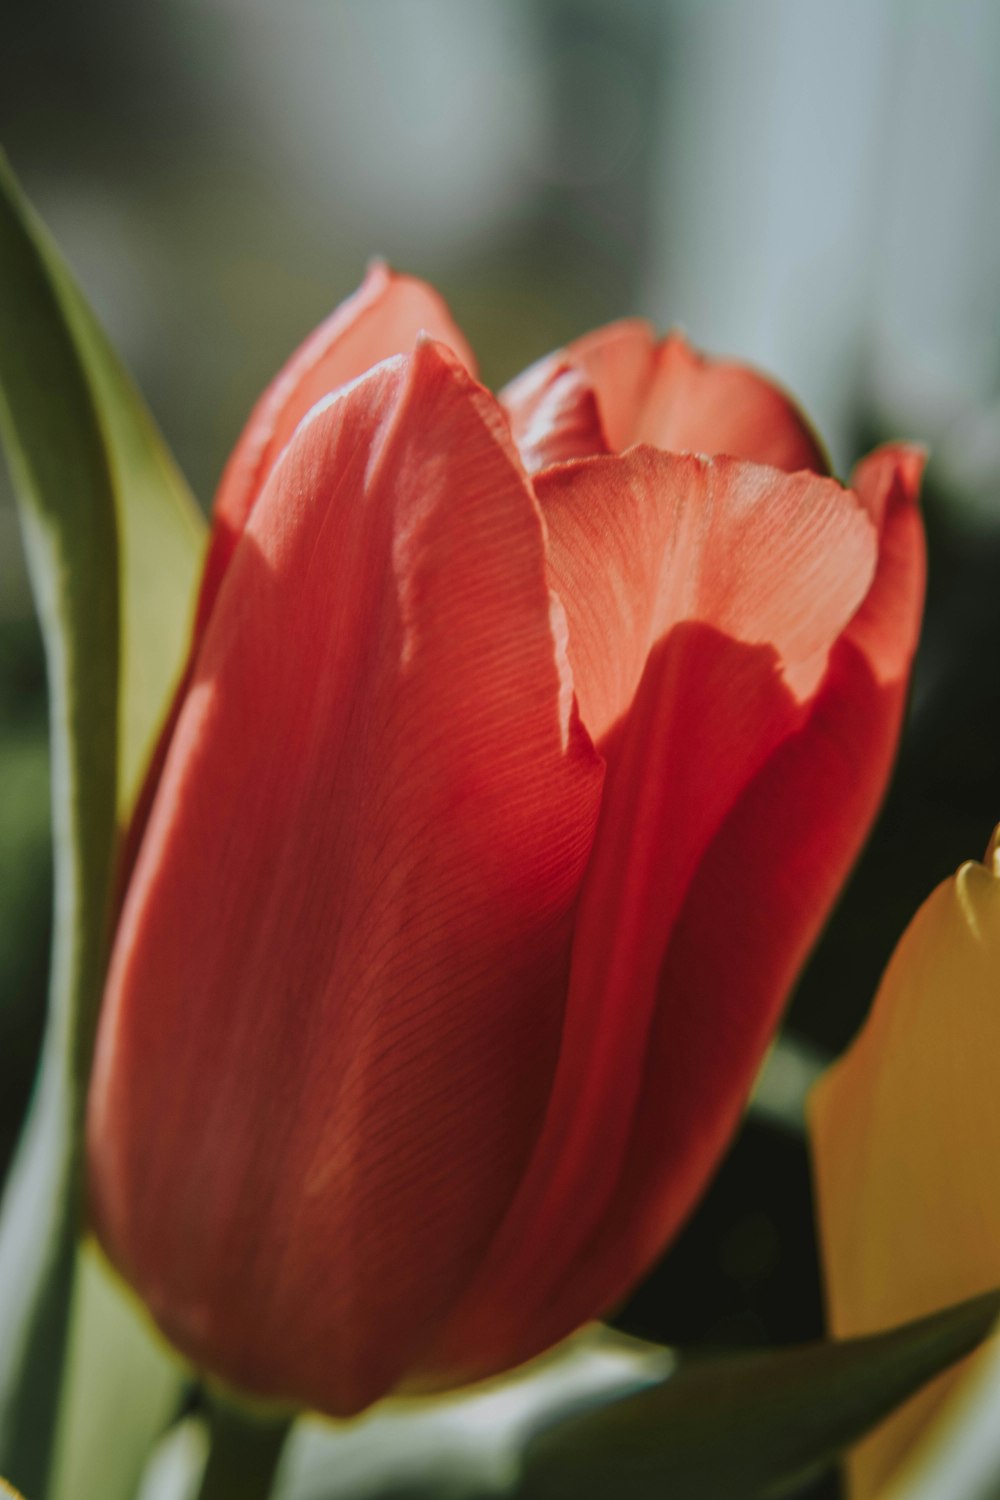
top-left (500, 356), bottom-right (608, 473)
top-left (632, 334), bottom-right (827, 473)
top-left (538, 447), bottom-right (876, 746)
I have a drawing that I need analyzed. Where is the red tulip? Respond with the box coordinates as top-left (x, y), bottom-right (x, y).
top-left (87, 263), bottom-right (925, 1416)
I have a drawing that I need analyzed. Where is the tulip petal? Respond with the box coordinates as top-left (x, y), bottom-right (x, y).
top-left (809, 846), bottom-right (1000, 1500)
top-left (503, 320), bottom-right (827, 474)
top-left (532, 444), bottom-right (923, 1362)
top-left (88, 341), bottom-right (603, 1416)
top-left (632, 334), bottom-right (828, 473)
top-left (542, 449), bottom-right (871, 746)
top-left (518, 445), bottom-right (924, 1365)
top-left (560, 319), bottom-right (658, 451)
top-left (118, 266), bottom-right (476, 903)
top-left (500, 357), bottom-right (608, 473)
top-left (432, 450), bottom-right (887, 1378)
top-left (199, 261), bottom-right (476, 629)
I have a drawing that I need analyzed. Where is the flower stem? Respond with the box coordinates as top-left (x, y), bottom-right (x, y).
top-left (195, 1394), bottom-right (292, 1500)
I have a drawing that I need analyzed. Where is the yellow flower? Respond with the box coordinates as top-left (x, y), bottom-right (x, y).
top-left (810, 829), bottom-right (1000, 1498)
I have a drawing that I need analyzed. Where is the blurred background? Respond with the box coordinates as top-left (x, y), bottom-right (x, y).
top-left (2, 2), bottom-right (1000, 1495)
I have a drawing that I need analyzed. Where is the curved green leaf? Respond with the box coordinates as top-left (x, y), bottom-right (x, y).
top-left (516, 1292), bottom-right (1000, 1500)
top-left (269, 1300), bottom-right (999, 1500)
top-left (0, 148), bottom-right (120, 1497)
top-left (880, 1326), bottom-right (1000, 1499)
top-left (45, 250), bottom-right (205, 818)
top-left (270, 1325), bottom-right (661, 1500)
top-left (48, 1243), bottom-right (185, 1500)
top-left (0, 150), bottom-right (204, 1495)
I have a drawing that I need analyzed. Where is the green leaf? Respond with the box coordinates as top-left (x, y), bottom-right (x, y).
top-left (0, 147), bottom-right (120, 1498)
top-left (516, 1292), bottom-right (1000, 1500)
top-left (48, 1243), bottom-right (185, 1500)
top-left (192, 1394), bottom-right (292, 1500)
top-left (44, 246), bottom-right (205, 818)
top-left (274, 1325), bottom-right (661, 1500)
top-left (269, 1302), bottom-right (999, 1500)
top-left (880, 1327), bottom-right (1000, 1499)
top-left (0, 150), bottom-right (204, 1495)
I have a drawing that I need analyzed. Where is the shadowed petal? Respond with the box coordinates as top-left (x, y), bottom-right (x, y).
top-left (88, 341), bottom-right (603, 1417)
top-left (525, 447), bottom-right (925, 1365)
top-left (429, 449), bottom-right (882, 1377)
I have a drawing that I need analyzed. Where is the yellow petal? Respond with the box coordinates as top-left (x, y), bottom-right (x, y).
top-left (810, 831), bottom-right (1000, 1499)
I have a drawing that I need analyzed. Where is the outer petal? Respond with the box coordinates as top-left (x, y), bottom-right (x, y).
top-left (429, 448), bottom-right (888, 1379)
top-left (632, 334), bottom-right (828, 473)
top-left (199, 261), bottom-right (477, 630)
top-left (810, 844), bottom-right (1000, 1500)
top-left (118, 265), bottom-right (476, 898)
top-left (87, 341), bottom-right (603, 1417)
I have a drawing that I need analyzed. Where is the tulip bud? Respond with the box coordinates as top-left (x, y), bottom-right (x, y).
top-left (88, 266), bottom-right (924, 1417)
